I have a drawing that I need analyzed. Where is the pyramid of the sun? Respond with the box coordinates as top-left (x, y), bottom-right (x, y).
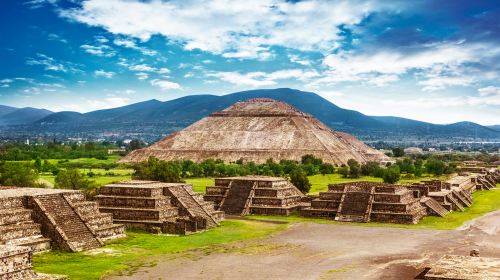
top-left (121, 98), bottom-right (390, 165)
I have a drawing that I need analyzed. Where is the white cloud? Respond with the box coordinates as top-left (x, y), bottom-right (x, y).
top-left (208, 69), bottom-right (319, 87)
top-left (113, 38), bottom-right (158, 56)
top-left (94, 70), bottom-right (115, 78)
top-left (129, 64), bottom-right (156, 72)
top-left (319, 41), bottom-right (500, 90)
top-left (150, 79), bottom-right (182, 90)
top-left (478, 86), bottom-right (500, 97)
top-left (81, 44), bottom-right (116, 57)
top-left (26, 53), bottom-right (81, 73)
top-left (288, 54), bottom-right (311, 66)
top-left (136, 72), bottom-right (149, 80)
top-left (60, 0), bottom-right (394, 59)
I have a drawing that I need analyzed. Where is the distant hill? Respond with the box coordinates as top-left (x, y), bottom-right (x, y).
top-left (1, 88), bottom-right (500, 141)
top-left (0, 105), bottom-right (17, 117)
top-left (0, 107), bottom-right (52, 126)
top-left (489, 125), bottom-right (500, 132)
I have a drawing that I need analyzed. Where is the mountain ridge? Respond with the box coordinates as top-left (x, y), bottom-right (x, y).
top-left (1, 88), bottom-right (499, 140)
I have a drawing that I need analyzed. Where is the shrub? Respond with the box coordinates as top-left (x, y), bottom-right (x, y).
top-left (289, 168), bottom-right (311, 193)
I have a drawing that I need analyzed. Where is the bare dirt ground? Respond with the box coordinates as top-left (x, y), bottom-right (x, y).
top-left (110, 210), bottom-right (500, 280)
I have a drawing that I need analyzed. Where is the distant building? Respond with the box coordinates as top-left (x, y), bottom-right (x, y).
top-left (404, 147), bottom-right (423, 155)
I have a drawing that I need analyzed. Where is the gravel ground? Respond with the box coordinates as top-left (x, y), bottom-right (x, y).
top-left (109, 210), bottom-right (500, 280)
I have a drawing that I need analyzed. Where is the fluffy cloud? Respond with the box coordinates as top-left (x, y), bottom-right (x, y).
top-left (208, 69), bottom-right (319, 87)
top-left (59, 0), bottom-right (394, 59)
top-left (81, 44), bottom-right (116, 57)
top-left (319, 41), bottom-right (500, 90)
top-left (478, 86), bottom-right (500, 97)
top-left (113, 38), bottom-right (158, 56)
top-left (150, 79), bottom-right (182, 90)
top-left (94, 69), bottom-right (115, 78)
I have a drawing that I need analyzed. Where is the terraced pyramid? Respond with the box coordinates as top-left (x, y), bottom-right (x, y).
top-left (121, 98), bottom-right (390, 165)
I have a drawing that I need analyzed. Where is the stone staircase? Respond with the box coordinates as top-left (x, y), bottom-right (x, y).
top-left (445, 194), bottom-right (465, 211)
top-left (0, 197), bottom-right (50, 253)
top-left (164, 185), bottom-right (220, 228)
top-left (335, 186), bottom-right (374, 222)
top-left (33, 194), bottom-right (102, 252)
top-left (205, 177), bottom-right (305, 216)
top-left (97, 181), bottom-right (222, 235)
top-left (219, 181), bottom-right (256, 215)
top-left (302, 182), bottom-right (426, 224)
top-left (420, 197), bottom-right (450, 217)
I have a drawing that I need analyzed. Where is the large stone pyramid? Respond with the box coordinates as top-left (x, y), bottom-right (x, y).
top-left (121, 98), bottom-right (389, 165)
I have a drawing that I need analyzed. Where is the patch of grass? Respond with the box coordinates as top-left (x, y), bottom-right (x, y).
top-left (248, 188), bottom-right (500, 230)
top-left (33, 219), bottom-right (287, 280)
top-left (184, 177), bottom-right (215, 193)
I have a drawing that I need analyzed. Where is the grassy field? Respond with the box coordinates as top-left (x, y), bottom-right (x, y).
top-left (248, 187), bottom-right (500, 230)
top-left (33, 219), bottom-right (287, 280)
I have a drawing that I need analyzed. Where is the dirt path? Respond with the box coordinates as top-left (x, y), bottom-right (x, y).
top-left (109, 210), bottom-right (500, 280)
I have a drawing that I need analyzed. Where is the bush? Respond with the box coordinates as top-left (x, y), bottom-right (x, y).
top-left (383, 166), bottom-right (401, 183)
top-left (289, 168), bottom-right (311, 193)
top-left (55, 169), bottom-right (94, 190)
top-left (0, 161), bottom-right (40, 188)
top-left (132, 157), bottom-right (183, 183)
top-left (347, 159), bottom-right (361, 178)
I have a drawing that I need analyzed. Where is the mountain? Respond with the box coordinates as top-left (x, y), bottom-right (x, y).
top-left (0, 107), bottom-right (53, 126)
top-left (2, 88), bottom-right (500, 141)
top-left (0, 105), bottom-right (17, 117)
top-left (489, 125), bottom-right (500, 132)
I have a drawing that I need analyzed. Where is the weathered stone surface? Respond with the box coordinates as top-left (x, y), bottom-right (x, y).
top-left (204, 176), bottom-right (306, 216)
top-left (97, 181), bottom-right (223, 235)
top-left (0, 187), bottom-right (125, 253)
top-left (421, 255), bottom-right (500, 280)
top-left (121, 98), bottom-right (390, 165)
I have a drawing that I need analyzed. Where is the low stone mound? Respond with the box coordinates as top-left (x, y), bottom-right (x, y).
top-left (97, 181), bottom-right (223, 235)
top-left (301, 182), bottom-right (426, 224)
top-left (0, 245), bottom-right (67, 280)
top-left (0, 188), bottom-right (124, 253)
top-left (417, 255), bottom-right (500, 280)
top-left (204, 176), bottom-right (306, 216)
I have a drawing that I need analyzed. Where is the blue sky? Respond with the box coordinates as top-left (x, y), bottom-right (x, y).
top-left (1, 0), bottom-right (499, 125)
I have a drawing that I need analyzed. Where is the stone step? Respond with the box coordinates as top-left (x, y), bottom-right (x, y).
top-left (6, 236), bottom-right (51, 253)
top-left (421, 197), bottom-right (449, 217)
top-left (99, 206), bottom-right (179, 221)
top-left (0, 223), bottom-right (42, 241)
top-left (0, 208), bottom-right (32, 225)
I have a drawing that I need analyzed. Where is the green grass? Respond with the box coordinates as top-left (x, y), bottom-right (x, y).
top-left (248, 188), bottom-right (500, 230)
top-left (33, 219), bottom-right (287, 280)
top-left (184, 177), bottom-right (215, 192)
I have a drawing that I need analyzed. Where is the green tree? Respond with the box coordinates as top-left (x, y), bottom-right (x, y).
top-left (289, 168), bottom-right (311, 193)
top-left (55, 169), bottom-right (94, 190)
top-left (0, 162), bottom-right (40, 188)
top-left (319, 163), bottom-right (335, 175)
top-left (132, 157), bottom-right (183, 183)
top-left (392, 147), bottom-right (405, 157)
top-left (383, 166), bottom-right (401, 184)
top-left (126, 139), bottom-right (145, 153)
top-left (338, 166), bottom-right (349, 178)
top-left (347, 159), bottom-right (361, 178)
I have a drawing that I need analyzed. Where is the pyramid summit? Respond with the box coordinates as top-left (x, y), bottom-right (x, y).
top-left (121, 98), bottom-right (390, 165)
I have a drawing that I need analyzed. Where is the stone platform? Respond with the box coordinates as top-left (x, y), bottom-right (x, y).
top-left (204, 176), bottom-right (306, 216)
top-left (301, 182), bottom-right (426, 224)
top-left (0, 245), bottom-right (67, 280)
top-left (97, 181), bottom-right (223, 235)
top-left (0, 187), bottom-right (125, 253)
top-left (418, 255), bottom-right (500, 280)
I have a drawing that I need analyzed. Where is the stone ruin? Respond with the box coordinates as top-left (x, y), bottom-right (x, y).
top-left (0, 245), bottom-right (67, 280)
top-left (416, 255), bottom-right (500, 280)
top-left (97, 181), bottom-right (224, 234)
top-left (301, 182), bottom-right (426, 224)
top-left (301, 170), bottom-right (498, 224)
top-left (0, 187), bottom-right (125, 253)
top-left (120, 98), bottom-right (391, 166)
top-left (203, 176), bottom-right (306, 216)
